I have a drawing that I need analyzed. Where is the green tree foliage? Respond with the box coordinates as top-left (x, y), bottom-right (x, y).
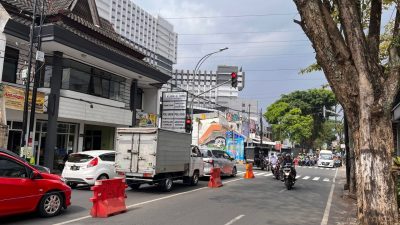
top-left (264, 88), bottom-right (337, 148)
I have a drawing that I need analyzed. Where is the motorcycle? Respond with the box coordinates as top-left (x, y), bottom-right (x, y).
top-left (283, 163), bottom-right (295, 190)
top-left (262, 158), bottom-right (270, 171)
top-left (273, 163), bottom-right (280, 180)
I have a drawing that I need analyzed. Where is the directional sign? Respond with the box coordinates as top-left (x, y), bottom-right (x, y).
top-left (161, 92), bottom-right (188, 132)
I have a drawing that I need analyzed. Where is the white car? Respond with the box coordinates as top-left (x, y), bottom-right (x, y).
top-left (200, 149), bottom-right (237, 177)
top-left (62, 150), bottom-right (117, 188)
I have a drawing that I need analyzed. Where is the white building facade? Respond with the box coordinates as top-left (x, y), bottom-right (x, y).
top-left (95, 0), bottom-right (178, 74)
top-left (167, 65), bottom-right (245, 110)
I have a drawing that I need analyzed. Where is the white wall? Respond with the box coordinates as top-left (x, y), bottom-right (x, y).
top-left (142, 88), bottom-right (159, 114)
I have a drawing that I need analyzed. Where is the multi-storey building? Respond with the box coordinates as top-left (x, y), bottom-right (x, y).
top-left (95, 0), bottom-right (178, 74)
top-left (0, 0), bottom-right (169, 171)
top-left (167, 66), bottom-right (245, 111)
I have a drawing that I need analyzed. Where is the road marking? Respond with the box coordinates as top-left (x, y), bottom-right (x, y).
top-left (302, 176), bottom-right (310, 180)
top-left (312, 177), bottom-right (320, 181)
top-left (237, 171), bottom-right (245, 174)
top-left (331, 168), bottom-right (336, 171)
top-left (257, 172), bottom-right (268, 176)
top-left (320, 168), bottom-right (324, 170)
top-left (320, 167), bottom-right (338, 225)
top-left (53, 178), bottom-right (244, 225)
top-left (225, 215), bottom-right (245, 225)
top-left (264, 173), bottom-right (273, 177)
top-left (296, 175), bottom-right (301, 179)
top-left (308, 167), bottom-right (312, 168)
top-left (279, 188), bottom-right (286, 193)
top-left (323, 178), bottom-right (330, 182)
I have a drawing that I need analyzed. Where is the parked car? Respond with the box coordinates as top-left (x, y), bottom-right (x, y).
top-left (0, 149), bottom-right (71, 217)
top-left (200, 149), bottom-right (237, 177)
top-left (62, 150), bottom-right (117, 188)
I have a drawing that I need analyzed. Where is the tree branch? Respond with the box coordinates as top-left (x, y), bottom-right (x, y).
top-left (387, 3), bottom-right (400, 103)
top-left (368, 0), bottom-right (382, 62)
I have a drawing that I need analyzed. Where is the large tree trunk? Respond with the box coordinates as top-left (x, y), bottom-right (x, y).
top-left (351, 112), bottom-right (398, 224)
top-left (293, 0), bottom-right (400, 224)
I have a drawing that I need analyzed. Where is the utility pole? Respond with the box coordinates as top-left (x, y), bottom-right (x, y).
top-left (29, 0), bottom-right (46, 164)
top-left (20, 0), bottom-right (38, 155)
top-left (247, 104), bottom-right (251, 147)
top-left (259, 109), bottom-right (263, 146)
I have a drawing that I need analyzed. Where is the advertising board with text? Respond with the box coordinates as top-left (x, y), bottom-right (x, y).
top-left (161, 91), bottom-right (188, 132)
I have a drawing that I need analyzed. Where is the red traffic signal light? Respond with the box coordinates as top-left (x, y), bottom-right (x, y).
top-left (231, 72), bottom-right (238, 88)
top-left (185, 117), bottom-right (192, 133)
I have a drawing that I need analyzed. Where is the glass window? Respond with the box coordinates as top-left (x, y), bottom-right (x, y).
top-left (2, 47), bottom-right (19, 83)
top-left (67, 69), bottom-right (91, 93)
top-left (99, 153), bottom-right (115, 162)
top-left (102, 79), bottom-right (110, 98)
top-left (0, 156), bottom-right (28, 178)
top-left (67, 153), bottom-right (94, 163)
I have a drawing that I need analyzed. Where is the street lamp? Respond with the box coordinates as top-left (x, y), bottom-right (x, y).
top-left (191, 47), bottom-right (228, 93)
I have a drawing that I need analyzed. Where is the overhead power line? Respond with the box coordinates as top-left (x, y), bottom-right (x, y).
top-left (178, 40), bottom-right (310, 45)
top-left (178, 30), bottom-right (300, 36)
top-left (178, 53), bottom-right (314, 59)
top-left (163, 13), bottom-right (298, 20)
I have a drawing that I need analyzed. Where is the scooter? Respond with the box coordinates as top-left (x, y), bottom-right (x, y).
top-left (283, 163), bottom-right (295, 190)
top-left (273, 163), bottom-right (280, 180)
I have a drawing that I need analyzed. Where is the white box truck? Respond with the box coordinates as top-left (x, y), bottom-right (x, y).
top-left (115, 128), bottom-right (204, 192)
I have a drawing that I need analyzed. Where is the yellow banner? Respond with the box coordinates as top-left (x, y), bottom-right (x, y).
top-left (4, 85), bottom-right (45, 113)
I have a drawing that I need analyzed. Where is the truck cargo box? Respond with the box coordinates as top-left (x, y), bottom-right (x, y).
top-left (115, 128), bottom-right (191, 175)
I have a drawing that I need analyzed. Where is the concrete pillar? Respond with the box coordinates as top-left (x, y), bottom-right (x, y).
top-left (44, 51), bottom-right (62, 170)
top-left (78, 122), bottom-right (84, 152)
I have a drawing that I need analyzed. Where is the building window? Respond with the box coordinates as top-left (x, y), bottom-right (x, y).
top-left (2, 47), bottom-right (19, 83)
top-left (42, 58), bottom-right (125, 101)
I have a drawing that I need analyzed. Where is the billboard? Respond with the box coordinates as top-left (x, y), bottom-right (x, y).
top-left (225, 131), bottom-right (245, 161)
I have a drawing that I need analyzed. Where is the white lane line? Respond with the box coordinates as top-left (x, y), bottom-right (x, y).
top-left (302, 176), bottom-right (310, 180)
top-left (320, 168), bottom-right (324, 170)
top-left (296, 175), bottom-right (301, 179)
top-left (308, 167), bottom-right (312, 168)
top-left (54, 178), bottom-right (244, 225)
top-left (225, 215), bottom-right (245, 225)
top-left (323, 178), bottom-right (330, 182)
top-left (264, 173), bottom-right (273, 177)
top-left (312, 177), bottom-right (320, 181)
top-left (331, 168), bottom-right (336, 171)
top-left (279, 189), bottom-right (286, 193)
top-left (237, 171), bottom-right (245, 174)
top-left (257, 172), bottom-right (268, 176)
top-left (320, 168), bottom-right (338, 225)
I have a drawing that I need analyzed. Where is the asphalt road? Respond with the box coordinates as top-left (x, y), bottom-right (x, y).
top-left (2, 165), bottom-right (340, 225)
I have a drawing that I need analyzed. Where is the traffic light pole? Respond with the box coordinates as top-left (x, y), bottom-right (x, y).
top-left (189, 80), bottom-right (231, 119)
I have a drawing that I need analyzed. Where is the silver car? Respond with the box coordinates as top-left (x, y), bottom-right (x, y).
top-left (200, 149), bottom-right (237, 177)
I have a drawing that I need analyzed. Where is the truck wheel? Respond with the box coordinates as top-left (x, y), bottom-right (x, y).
top-left (159, 177), bottom-right (173, 192)
top-left (129, 184), bottom-right (141, 190)
top-left (38, 191), bottom-right (63, 217)
top-left (190, 172), bottom-right (199, 186)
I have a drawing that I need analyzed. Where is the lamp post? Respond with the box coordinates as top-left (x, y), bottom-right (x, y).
top-left (191, 47), bottom-right (228, 99)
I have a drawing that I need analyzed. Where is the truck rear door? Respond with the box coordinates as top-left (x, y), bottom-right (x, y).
top-left (115, 132), bottom-right (139, 173)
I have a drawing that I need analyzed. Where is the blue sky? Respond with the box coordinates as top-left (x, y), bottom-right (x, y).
top-left (134, 0), bottom-right (327, 110)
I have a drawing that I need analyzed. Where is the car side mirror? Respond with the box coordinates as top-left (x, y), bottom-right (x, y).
top-left (30, 170), bottom-right (41, 179)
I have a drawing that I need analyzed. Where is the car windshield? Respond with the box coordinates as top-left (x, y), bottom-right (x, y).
top-left (211, 150), bottom-right (224, 158)
top-left (320, 154), bottom-right (333, 160)
top-left (67, 153), bottom-right (94, 163)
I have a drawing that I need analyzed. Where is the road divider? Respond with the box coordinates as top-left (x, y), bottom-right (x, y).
top-left (90, 178), bottom-right (127, 218)
top-left (208, 167), bottom-right (223, 188)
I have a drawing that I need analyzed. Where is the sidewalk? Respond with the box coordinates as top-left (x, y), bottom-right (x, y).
top-left (328, 167), bottom-right (357, 225)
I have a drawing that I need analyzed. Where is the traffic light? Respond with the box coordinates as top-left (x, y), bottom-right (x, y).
top-left (231, 72), bottom-right (238, 88)
top-left (185, 116), bottom-right (192, 133)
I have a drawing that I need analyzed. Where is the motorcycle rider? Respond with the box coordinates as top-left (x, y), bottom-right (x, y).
top-left (280, 153), bottom-right (297, 181)
top-left (269, 153), bottom-right (278, 166)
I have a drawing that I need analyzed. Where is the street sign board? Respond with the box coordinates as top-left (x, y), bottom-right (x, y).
top-left (161, 91), bottom-right (188, 132)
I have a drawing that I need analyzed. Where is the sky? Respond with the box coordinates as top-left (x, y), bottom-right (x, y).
top-left (134, 0), bottom-right (327, 111)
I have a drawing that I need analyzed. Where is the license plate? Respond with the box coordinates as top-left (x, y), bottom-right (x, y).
top-left (70, 166), bottom-right (80, 171)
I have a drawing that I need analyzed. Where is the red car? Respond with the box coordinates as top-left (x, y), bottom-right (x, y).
top-left (0, 149), bottom-right (71, 217)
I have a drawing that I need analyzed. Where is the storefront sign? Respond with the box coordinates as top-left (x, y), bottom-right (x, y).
top-left (4, 85), bottom-right (45, 113)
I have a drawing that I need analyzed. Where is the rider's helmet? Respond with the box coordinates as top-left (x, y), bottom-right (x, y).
top-left (271, 153), bottom-right (274, 156)
top-left (285, 153), bottom-right (291, 160)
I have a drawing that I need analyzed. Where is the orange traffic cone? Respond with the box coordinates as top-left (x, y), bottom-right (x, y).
top-left (244, 163), bottom-right (255, 179)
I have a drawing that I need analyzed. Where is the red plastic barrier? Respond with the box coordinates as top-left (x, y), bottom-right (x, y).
top-left (90, 178), bottom-right (127, 218)
top-left (208, 167), bottom-right (223, 188)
